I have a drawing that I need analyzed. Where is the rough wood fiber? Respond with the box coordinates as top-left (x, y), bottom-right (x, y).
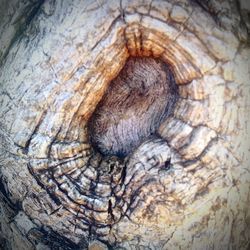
top-left (0, 0), bottom-right (249, 249)
top-left (89, 57), bottom-right (177, 157)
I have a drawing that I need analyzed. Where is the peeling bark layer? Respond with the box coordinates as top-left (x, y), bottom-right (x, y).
top-left (0, 0), bottom-right (250, 249)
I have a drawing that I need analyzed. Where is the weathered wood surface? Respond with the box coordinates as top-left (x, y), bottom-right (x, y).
top-left (0, 0), bottom-right (250, 249)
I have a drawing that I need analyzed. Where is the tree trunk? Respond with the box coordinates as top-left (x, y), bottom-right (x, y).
top-left (0, 0), bottom-right (250, 249)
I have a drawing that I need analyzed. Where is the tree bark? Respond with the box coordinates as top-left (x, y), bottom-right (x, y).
top-left (0, 0), bottom-right (250, 249)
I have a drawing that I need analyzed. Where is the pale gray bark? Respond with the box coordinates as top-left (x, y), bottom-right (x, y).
top-left (0, 0), bottom-right (250, 249)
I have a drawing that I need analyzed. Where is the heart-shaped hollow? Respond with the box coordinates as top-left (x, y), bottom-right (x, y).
top-left (88, 56), bottom-right (179, 157)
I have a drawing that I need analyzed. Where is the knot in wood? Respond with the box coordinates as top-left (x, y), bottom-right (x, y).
top-left (89, 57), bottom-right (178, 157)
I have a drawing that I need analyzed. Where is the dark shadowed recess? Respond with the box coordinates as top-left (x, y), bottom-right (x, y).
top-left (88, 56), bottom-right (179, 158)
top-left (0, 0), bottom-right (45, 66)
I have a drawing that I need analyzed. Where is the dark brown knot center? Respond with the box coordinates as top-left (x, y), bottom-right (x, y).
top-left (88, 57), bottom-right (178, 157)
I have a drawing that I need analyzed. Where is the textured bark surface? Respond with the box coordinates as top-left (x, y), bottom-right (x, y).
top-left (0, 0), bottom-right (250, 249)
